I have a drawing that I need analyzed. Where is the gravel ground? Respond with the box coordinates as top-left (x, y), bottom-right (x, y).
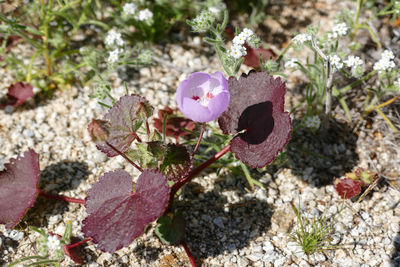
top-left (1, 0), bottom-right (400, 266)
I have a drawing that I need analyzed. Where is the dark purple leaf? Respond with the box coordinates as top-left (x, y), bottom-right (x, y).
top-left (155, 213), bottom-right (186, 245)
top-left (218, 71), bottom-right (292, 168)
top-left (160, 144), bottom-right (192, 182)
top-left (243, 44), bottom-right (276, 68)
top-left (103, 94), bottom-right (153, 155)
top-left (82, 169), bottom-right (170, 253)
top-left (87, 119), bottom-right (116, 157)
top-left (335, 178), bottom-right (364, 199)
top-left (153, 107), bottom-right (196, 140)
top-left (0, 149), bottom-right (40, 229)
top-left (0, 82), bottom-right (33, 108)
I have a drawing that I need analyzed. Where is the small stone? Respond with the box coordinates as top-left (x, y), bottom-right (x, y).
top-left (213, 217), bottom-right (224, 228)
top-left (246, 253), bottom-right (263, 261)
top-left (238, 256), bottom-right (249, 267)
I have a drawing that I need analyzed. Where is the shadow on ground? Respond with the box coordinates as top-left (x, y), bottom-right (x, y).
top-left (392, 231), bottom-right (400, 266)
top-left (286, 117), bottom-right (359, 187)
top-left (175, 172), bottom-right (272, 262)
top-left (22, 161), bottom-right (89, 228)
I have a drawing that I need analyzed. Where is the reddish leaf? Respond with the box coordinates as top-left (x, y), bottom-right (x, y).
top-left (160, 144), bottom-right (192, 182)
top-left (218, 71), bottom-right (292, 168)
top-left (334, 178), bottom-right (364, 199)
top-left (0, 82), bottom-right (33, 108)
top-left (87, 119), bottom-right (116, 157)
top-left (82, 169), bottom-right (170, 252)
top-left (0, 149), bottom-right (40, 229)
top-left (103, 94), bottom-right (153, 155)
top-left (153, 107), bottom-right (196, 140)
top-left (63, 237), bottom-right (90, 264)
top-left (243, 44), bottom-right (276, 68)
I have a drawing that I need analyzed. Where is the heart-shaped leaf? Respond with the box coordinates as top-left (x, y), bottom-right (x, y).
top-left (155, 213), bottom-right (186, 245)
top-left (103, 94), bottom-right (153, 156)
top-left (218, 71), bottom-right (292, 168)
top-left (82, 169), bottom-right (170, 252)
top-left (0, 149), bottom-right (40, 228)
top-left (0, 82), bottom-right (33, 108)
top-left (334, 178), bottom-right (363, 199)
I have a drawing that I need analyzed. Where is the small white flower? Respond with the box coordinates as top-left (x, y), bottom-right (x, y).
top-left (123, 3), bottom-right (136, 15)
top-left (304, 115), bottom-right (321, 129)
top-left (292, 33), bottom-right (311, 45)
top-left (329, 55), bottom-right (343, 69)
top-left (374, 57), bottom-right (396, 73)
top-left (344, 55), bottom-right (363, 67)
top-left (285, 59), bottom-right (298, 69)
top-left (105, 30), bottom-right (124, 47)
top-left (382, 50), bottom-right (395, 60)
top-left (108, 49), bottom-right (120, 63)
top-left (241, 28), bottom-right (254, 39)
top-left (332, 22), bottom-right (348, 36)
top-left (208, 6), bottom-right (220, 16)
top-left (136, 8), bottom-right (153, 21)
top-left (229, 44), bottom-right (246, 59)
top-left (232, 35), bottom-right (246, 45)
top-left (327, 32), bottom-right (338, 39)
top-left (47, 235), bottom-right (61, 251)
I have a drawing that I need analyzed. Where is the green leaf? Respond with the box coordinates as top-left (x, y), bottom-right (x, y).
top-left (155, 213), bottom-right (186, 245)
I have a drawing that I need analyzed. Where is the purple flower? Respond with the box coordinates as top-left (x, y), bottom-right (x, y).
top-left (176, 71), bottom-right (230, 122)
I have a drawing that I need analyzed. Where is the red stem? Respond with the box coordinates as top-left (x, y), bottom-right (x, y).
top-left (192, 123), bottom-right (206, 158)
top-left (169, 144), bottom-right (231, 202)
top-left (38, 189), bottom-right (85, 204)
top-left (64, 238), bottom-right (92, 249)
top-left (181, 240), bottom-right (197, 267)
top-left (105, 141), bottom-right (143, 172)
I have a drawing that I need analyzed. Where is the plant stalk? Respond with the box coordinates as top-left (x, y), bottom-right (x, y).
top-left (192, 123), bottom-right (206, 157)
top-left (181, 240), bottom-right (197, 267)
top-left (38, 189), bottom-right (85, 204)
top-left (169, 144), bottom-right (231, 203)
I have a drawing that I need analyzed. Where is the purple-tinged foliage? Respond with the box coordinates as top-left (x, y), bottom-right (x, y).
top-left (334, 178), bottom-right (364, 199)
top-left (160, 144), bottom-right (192, 182)
top-left (153, 107), bottom-right (197, 140)
top-left (218, 71), bottom-right (292, 168)
top-left (126, 142), bottom-right (192, 182)
top-left (87, 119), bottom-right (115, 156)
top-left (82, 169), bottom-right (170, 253)
top-left (0, 82), bottom-right (33, 108)
top-left (176, 72), bottom-right (230, 123)
top-left (98, 94), bottom-right (153, 156)
top-left (0, 149), bottom-right (40, 229)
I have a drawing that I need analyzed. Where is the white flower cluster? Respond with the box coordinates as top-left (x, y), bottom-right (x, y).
top-left (105, 30), bottom-right (124, 47)
top-left (229, 28), bottom-right (255, 59)
top-left (292, 33), bottom-right (312, 45)
top-left (123, 3), bottom-right (136, 15)
top-left (373, 50), bottom-right (396, 73)
top-left (189, 10), bottom-right (216, 33)
top-left (47, 235), bottom-right (61, 251)
top-left (304, 115), bottom-right (321, 129)
top-left (328, 22), bottom-right (348, 39)
top-left (136, 8), bottom-right (153, 21)
top-left (344, 55), bottom-right (363, 67)
top-left (123, 3), bottom-right (153, 23)
top-left (329, 55), bottom-right (343, 69)
top-left (108, 49), bottom-right (121, 63)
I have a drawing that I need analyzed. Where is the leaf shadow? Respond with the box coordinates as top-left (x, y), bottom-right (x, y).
top-left (175, 173), bottom-right (272, 260)
top-left (285, 117), bottom-right (359, 187)
top-left (22, 161), bottom-right (89, 228)
top-left (391, 231), bottom-right (400, 265)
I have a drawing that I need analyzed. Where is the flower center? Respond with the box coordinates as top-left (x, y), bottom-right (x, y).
top-left (191, 92), bottom-right (215, 107)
